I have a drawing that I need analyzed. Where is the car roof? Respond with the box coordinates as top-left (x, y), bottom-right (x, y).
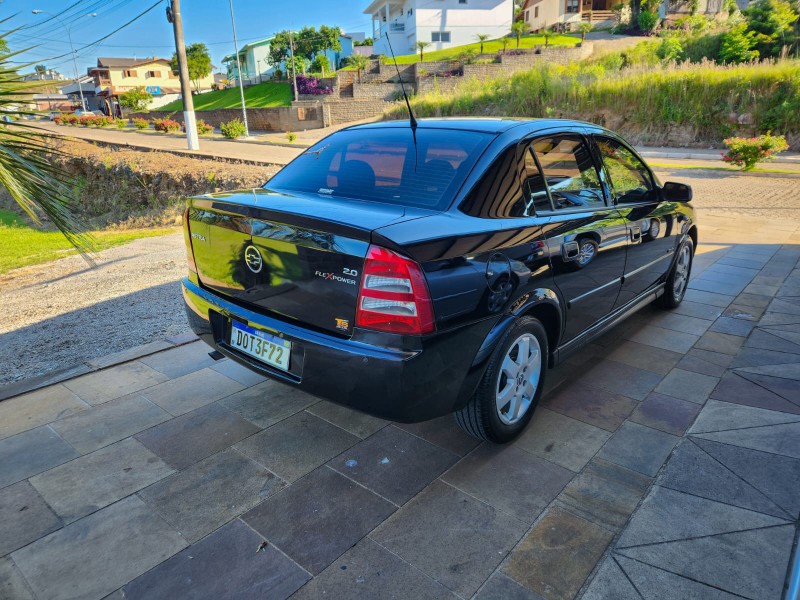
top-left (346, 117), bottom-right (599, 135)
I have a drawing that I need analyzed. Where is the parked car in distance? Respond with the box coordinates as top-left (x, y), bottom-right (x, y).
top-left (182, 118), bottom-right (697, 443)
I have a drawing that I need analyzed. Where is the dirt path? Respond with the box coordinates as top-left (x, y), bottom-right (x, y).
top-left (0, 233), bottom-right (188, 386)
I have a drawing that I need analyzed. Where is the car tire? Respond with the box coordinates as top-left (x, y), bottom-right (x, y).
top-left (455, 316), bottom-right (548, 443)
top-left (660, 236), bottom-right (694, 309)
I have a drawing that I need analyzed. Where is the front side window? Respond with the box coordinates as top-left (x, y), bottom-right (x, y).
top-left (595, 137), bottom-right (654, 204)
top-left (566, 0), bottom-right (580, 12)
top-left (266, 128), bottom-right (490, 210)
top-left (532, 136), bottom-right (605, 210)
top-left (431, 31), bottom-right (451, 43)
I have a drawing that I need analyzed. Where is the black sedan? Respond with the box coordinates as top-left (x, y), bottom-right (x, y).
top-left (182, 119), bottom-right (696, 443)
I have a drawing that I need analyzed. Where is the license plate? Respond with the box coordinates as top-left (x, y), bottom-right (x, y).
top-left (229, 322), bottom-right (291, 372)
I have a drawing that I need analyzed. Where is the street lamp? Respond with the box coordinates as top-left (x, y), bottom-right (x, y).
top-left (32, 10), bottom-right (97, 112)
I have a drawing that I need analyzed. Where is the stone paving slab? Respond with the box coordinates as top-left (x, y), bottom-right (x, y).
top-left (11, 496), bottom-right (187, 600)
top-left (1, 223), bottom-right (799, 600)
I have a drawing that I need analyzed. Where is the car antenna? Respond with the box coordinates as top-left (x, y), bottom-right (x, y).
top-left (384, 32), bottom-right (417, 129)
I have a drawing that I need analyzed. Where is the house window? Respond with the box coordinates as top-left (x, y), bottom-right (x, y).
top-left (146, 70), bottom-right (159, 78)
top-left (408, 8), bottom-right (412, 15)
top-left (565, 0), bottom-right (580, 12)
top-left (535, 6), bottom-right (539, 17)
top-left (431, 31), bottom-right (451, 43)
top-left (123, 70), bottom-right (137, 78)
top-left (525, 10), bottom-right (529, 20)
top-left (459, 0), bottom-right (467, 3)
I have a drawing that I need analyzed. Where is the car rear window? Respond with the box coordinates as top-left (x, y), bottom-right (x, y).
top-left (264, 128), bottom-right (492, 210)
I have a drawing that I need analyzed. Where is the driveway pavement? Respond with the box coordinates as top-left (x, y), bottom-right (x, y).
top-left (1, 213), bottom-right (798, 600)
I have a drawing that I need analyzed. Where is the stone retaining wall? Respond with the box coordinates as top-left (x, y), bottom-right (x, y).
top-left (130, 105), bottom-right (324, 132)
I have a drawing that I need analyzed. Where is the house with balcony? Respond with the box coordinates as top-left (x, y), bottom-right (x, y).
top-left (88, 57), bottom-right (215, 109)
top-left (366, 0), bottom-right (515, 57)
top-left (522, 0), bottom-right (617, 31)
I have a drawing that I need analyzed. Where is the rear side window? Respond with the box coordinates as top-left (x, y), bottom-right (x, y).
top-left (460, 145), bottom-right (525, 218)
top-left (532, 136), bottom-right (605, 210)
top-left (265, 128), bottom-right (491, 210)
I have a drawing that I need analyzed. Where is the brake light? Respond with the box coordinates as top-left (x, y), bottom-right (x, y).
top-left (183, 206), bottom-right (197, 274)
top-left (356, 245), bottom-right (435, 335)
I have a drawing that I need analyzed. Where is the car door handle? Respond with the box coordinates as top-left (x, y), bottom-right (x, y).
top-left (630, 226), bottom-right (642, 243)
top-left (562, 241), bottom-right (580, 261)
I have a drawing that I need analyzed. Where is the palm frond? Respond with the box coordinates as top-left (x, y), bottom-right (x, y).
top-left (0, 29), bottom-right (95, 259)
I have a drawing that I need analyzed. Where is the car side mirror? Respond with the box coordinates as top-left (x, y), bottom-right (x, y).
top-left (661, 181), bottom-right (693, 203)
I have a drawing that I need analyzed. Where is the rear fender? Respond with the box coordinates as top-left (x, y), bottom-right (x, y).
top-left (452, 289), bottom-right (563, 410)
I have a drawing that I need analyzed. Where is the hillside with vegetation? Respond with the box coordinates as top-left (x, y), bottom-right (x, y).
top-left (387, 0), bottom-right (800, 148)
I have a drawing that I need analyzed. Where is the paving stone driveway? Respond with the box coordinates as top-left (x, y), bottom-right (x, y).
top-left (1, 214), bottom-right (799, 600)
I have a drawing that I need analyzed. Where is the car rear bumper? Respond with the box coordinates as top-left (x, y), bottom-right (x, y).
top-left (182, 277), bottom-right (486, 422)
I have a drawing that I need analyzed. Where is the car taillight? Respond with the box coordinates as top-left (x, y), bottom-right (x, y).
top-left (356, 245), bottom-right (435, 335)
top-left (183, 206), bottom-right (197, 274)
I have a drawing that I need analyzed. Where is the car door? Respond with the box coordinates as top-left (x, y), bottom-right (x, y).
top-left (593, 135), bottom-right (682, 307)
top-left (527, 133), bottom-right (628, 342)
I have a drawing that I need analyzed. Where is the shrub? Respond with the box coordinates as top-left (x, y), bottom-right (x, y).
top-left (220, 118), bottom-right (246, 139)
top-left (657, 36), bottom-right (685, 62)
top-left (310, 54), bottom-right (331, 75)
top-left (722, 132), bottom-right (788, 169)
top-left (115, 118), bottom-right (128, 129)
top-left (196, 119), bottom-right (213, 135)
top-left (286, 132), bottom-right (297, 142)
top-left (638, 11), bottom-right (660, 33)
top-left (153, 118), bottom-right (180, 133)
top-left (295, 75), bottom-right (333, 95)
top-left (719, 22), bottom-right (759, 62)
top-left (132, 118), bottom-right (149, 130)
top-left (118, 87), bottom-right (153, 113)
top-left (97, 116), bottom-right (114, 127)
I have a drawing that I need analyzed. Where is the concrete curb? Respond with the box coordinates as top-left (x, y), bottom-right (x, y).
top-left (638, 150), bottom-right (800, 164)
top-left (0, 333), bottom-right (200, 402)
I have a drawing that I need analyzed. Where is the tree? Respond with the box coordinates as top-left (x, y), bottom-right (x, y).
top-left (35, 64), bottom-right (46, 74)
top-left (269, 31), bottom-right (292, 68)
top-left (511, 21), bottom-right (528, 48)
top-left (170, 42), bottom-right (212, 93)
top-left (347, 54), bottom-right (368, 82)
top-left (743, 0), bottom-right (799, 56)
top-left (578, 22), bottom-right (593, 41)
top-left (118, 87), bottom-right (153, 113)
top-left (501, 37), bottom-right (511, 53)
top-left (0, 34), bottom-right (91, 255)
top-left (415, 40), bottom-right (431, 61)
top-left (475, 33), bottom-right (491, 54)
top-left (719, 21), bottom-right (761, 61)
top-left (295, 26), bottom-right (342, 62)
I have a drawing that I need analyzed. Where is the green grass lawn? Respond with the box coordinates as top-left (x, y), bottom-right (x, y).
top-left (159, 82), bottom-right (292, 112)
top-left (386, 34), bottom-right (581, 65)
top-left (0, 209), bottom-right (178, 274)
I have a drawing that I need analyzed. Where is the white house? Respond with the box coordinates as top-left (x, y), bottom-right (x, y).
top-left (365, 0), bottom-right (515, 57)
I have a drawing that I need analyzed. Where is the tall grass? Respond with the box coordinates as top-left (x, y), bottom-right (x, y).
top-left (390, 60), bottom-right (800, 146)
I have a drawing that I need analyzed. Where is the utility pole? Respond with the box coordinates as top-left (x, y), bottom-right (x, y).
top-left (228, 0), bottom-right (250, 137)
top-left (167, 0), bottom-right (199, 150)
top-left (288, 31), bottom-right (299, 102)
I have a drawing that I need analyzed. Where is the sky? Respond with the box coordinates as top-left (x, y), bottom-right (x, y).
top-left (0, 0), bottom-right (374, 77)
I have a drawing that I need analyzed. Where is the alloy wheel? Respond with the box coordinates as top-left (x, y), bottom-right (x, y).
top-left (673, 244), bottom-right (691, 298)
top-left (496, 333), bottom-right (542, 425)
